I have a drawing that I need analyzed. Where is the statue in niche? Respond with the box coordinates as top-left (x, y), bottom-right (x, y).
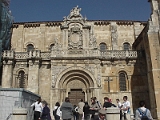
top-left (89, 36), bottom-right (97, 48)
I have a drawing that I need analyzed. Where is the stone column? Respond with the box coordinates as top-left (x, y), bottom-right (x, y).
top-left (12, 108), bottom-right (27, 120)
top-left (2, 60), bottom-right (13, 88)
top-left (27, 60), bottom-right (40, 94)
top-left (106, 107), bottom-right (120, 120)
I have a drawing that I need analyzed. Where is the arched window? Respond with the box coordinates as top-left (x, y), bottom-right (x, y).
top-left (119, 72), bottom-right (127, 91)
top-left (26, 44), bottom-right (34, 52)
top-left (99, 43), bottom-right (107, 52)
top-left (49, 44), bottom-right (55, 50)
top-left (18, 71), bottom-right (26, 88)
top-left (123, 42), bottom-right (130, 50)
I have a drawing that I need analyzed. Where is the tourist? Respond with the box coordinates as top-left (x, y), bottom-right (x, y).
top-left (135, 100), bottom-right (153, 120)
top-left (78, 99), bottom-right (85, 120)
top-left (103, 97), bottom-right (114, 109)
top-left (53, 102), bottom-right (61, 120)
top-left (90, 97), bottom-right (101, 120)
top-left (31, 97), bottom-right (43, 120)
top-left (73, 105), bottom-right (79, 120)
top-left (121, 96), bottom-right (130, 120)
top-left (83, 102), bottom-right (90, 120)
top-left (116, 99), bottom-right (122, 120)
top-left (60, 97), bottom-right (73, 120)
top-left (40, 100), bottom-right (51, 120)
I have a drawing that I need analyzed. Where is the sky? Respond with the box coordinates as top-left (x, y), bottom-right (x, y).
top-left (9, 0), bottom-right (151, 23)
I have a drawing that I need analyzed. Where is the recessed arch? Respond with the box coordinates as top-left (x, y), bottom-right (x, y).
top-left (55, 66), bottom-right (97, 89)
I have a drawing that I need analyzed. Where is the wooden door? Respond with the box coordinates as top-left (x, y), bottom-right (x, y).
top-left (68, 89), bottom-right (85, 105)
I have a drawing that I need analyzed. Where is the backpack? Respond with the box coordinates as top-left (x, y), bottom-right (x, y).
top-left (137, 108), bottom-right (149, 120)
top-left (53, 107), bottom-right (59, 117)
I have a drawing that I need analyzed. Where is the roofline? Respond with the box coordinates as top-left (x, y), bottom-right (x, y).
top-left (13, 19), bottom-right (147, 25)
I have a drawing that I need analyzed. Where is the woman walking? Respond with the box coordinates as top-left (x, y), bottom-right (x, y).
top-left (31, 97), bottom-right (43, 120)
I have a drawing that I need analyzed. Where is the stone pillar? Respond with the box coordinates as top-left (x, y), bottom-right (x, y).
top-left (27, 60), bottom-right (40, 94)
top-left (12, 108), bottom-right (27, 120)
top-left (2, 60), bottom-right (13, 88)
top-left (106, 107), bottom-right (120, 120)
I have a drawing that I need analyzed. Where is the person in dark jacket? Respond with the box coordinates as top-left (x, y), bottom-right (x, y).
top-left (83, 102), bottom-right (90, 120)
top-left (41, 101), bottom-right (51, 120)
top-left (103, 97), bottom-right (115, 109)
top-left (60, 97), bottom-right (73, 120)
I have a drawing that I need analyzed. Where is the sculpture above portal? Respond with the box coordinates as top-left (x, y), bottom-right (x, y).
top-left (62, 6), bottom-right (85, 25)
top-left (61, 6), bottom-right (98, 51)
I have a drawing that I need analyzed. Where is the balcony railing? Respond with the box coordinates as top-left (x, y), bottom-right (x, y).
top-left (2, 49), bottom-right (138, 60)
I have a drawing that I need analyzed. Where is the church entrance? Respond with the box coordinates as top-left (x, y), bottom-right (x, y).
top-left (68, 89), bottom-right (85, 105)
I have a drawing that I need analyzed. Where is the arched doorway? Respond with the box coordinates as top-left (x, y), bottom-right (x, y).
top-left (56, 68), bottom-right (95, 104)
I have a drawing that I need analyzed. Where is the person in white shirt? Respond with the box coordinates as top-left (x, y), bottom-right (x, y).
top-left (53, 102), bottom-right (61, 120)
top-left (116, 99), bottom-right (122, 120)
top-left (121, 96), bottom-right (130, 120)
top-left (31, 97), bottom-right (43, 120)
top-left (135, 100), bottom-right (153, 120)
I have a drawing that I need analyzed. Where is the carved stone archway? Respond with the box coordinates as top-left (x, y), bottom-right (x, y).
top-left (56, 67), bottom-right (96, 103)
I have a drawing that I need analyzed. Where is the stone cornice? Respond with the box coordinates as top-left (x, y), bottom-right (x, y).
top-left (45, 22), bottom-right (62, 27)
top-left (116, 21), bottom-right (134, 25)
top-left (24, 23), bottom-right (40, 28)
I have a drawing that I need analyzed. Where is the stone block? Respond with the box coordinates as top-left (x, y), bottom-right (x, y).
top-left (12, 108), bottom-right (27, 120)
top-left (106, 107), bottom-right (120, 120)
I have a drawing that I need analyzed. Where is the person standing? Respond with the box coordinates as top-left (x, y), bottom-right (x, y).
top-left (53, 102), bottom-right (61, 120)
top-left (83, 102), bottom-right (90, 120)
top-left (116, 99), bottom-right (122, 120)
top-left (90, 97), bottom-right (101, 120)
top-left (31, 97), bottom-right (43, 120)
top-left (103, 97), bottom-right (113, 109)
top-left (78, 99), bottom-right (85, 120)
top-left (60, 97), bottom-right (73, 120)
top-left (40, 101), bottom-right (51, 120)
top-left (121, 96), bottom-right (130, 120)
top-left (135, 100), bottom-right (153, 120)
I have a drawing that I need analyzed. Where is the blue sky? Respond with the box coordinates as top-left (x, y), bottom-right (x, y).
top-left (9, 0), bottom-right (151, 22)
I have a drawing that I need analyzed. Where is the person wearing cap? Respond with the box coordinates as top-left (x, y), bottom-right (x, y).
top-left (94, 109), bottom-right (107, 120)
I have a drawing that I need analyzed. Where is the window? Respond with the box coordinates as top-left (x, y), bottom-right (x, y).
top-left (99, 43), bottom-right (107, 52)
top-left (119, 72), bottom-right (127, 91)
top-left (27, 44), bottom-right (34, 52)
top-left (123, 42), bottom-right (130, 50)
top-left (18, 71), bottom-right (26, 88)
top-left (49, 44), bottom-right (55, 50)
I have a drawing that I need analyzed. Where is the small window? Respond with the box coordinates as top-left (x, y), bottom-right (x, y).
top-left (27, 44), bottom-right (34, 52)
top-left (49, 44), bottom-right (55, 50)
top-left (119, 72), bottom-right (127, 91)
top-left (100, 43), bottom-right (107, 52)
top-left (18, 71), bottom-right (26, 88)
top-left (123, 42), bottom-right (130, 50)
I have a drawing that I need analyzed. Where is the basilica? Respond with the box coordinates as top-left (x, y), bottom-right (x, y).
top-left (1, 0), bottom-right (160, 119)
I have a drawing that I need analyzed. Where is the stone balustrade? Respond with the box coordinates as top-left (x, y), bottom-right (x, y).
top-left (2, 49), bottom-right (138, 60)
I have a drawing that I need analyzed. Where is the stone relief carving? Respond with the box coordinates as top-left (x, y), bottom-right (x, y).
top-left (68, 24), bottom-right (83, 49)
top-left (97, 73), bottom-right (101, 87)
top-left (111, 25), bottom-right (118, 50)
top-left (84, 65), bottom-right (95, 74)
top-left (52, 37), bottom-right (62, 50)
top-left (51, 65), bottom-right (67, 88)
top-left (89, 35), bottom-right (97, 49)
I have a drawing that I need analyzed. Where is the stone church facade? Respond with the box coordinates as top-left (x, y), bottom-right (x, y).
top-left (1, 0), bottom-right (160, 119)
